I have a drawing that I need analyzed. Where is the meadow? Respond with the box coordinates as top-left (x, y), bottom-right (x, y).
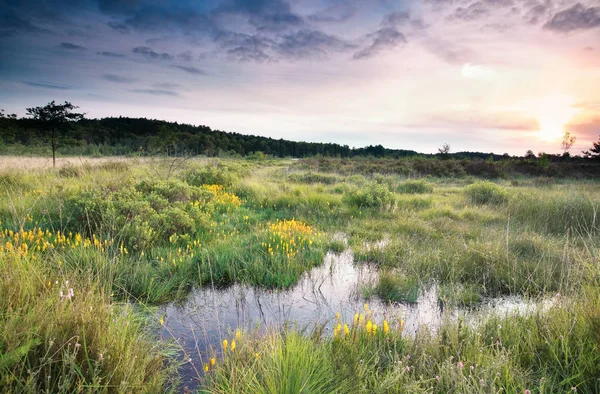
top-left (0, 156), bottom-right (599, 393)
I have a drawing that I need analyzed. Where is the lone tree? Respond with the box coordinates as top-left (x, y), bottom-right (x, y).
top-left (26, 101), bottom-right (84, 167)
top-left (582, 134), bottom-right (600, 160)
top-left (561, 131), bottom-right (576, 156)
top-left (438, 143), bottom-right (451, 159)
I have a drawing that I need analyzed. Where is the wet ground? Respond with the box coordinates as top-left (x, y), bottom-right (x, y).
top-left (159, 248), bottom-right (556, 390)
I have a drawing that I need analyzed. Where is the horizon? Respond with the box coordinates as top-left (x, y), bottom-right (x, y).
top-left (1, 0), bottom-right (599, 155)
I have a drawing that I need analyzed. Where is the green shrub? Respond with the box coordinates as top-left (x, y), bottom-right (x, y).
top-left (342, 183), bottom-right (395, 209)
top-left (397, 179), bottom-right (433, 194)
top-left (464, 181), bottom-right (507, 204)
top-left (184, 163), bottom-right (238, 187)
top-left (288, 171), bottom-right (338, 185)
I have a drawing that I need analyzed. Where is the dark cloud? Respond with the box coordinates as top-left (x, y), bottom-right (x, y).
top-left (449, 2), bottom-right (490, 21)
top-left (177, 51), bottom-right (193, 62)
top-left (381, 11), bottom-right (426, 30)
top-left (130, 88), bottom-right (179, 96)
top-left (97, 51), bottom-right (125, 57)
top-left (172, 65), bottom-right (205, 75)
top-left (214, 31), bottom-right (275, 62)
top-left (544, 3), bottom-right (600, 32)
top-left (353, 27), bottom-right (406, 59)
top-left (523, 3), bottom-right (551, 25)
top-left (102, 73), bottom-right (135, 83)
top-left (0, 10), bottom-right (50, 37)
top-left (307, 3), bottom-right (356, 23)
top-left (132, 46), bottom-right (173, 60)
top-left (216, 0), bottom-right (303, 32)
top-left (153, 82), bottom-right (180, 89)
top-left (123, 6), bottom-right (213, 34)
top-left (108, 21), bottom-right (130, 33)
top-left (98, 0), bottom-right (144, 16)
top-left (22, 81), bottom-right (70, 90)
top-left (58, 42), bottom-right (87, 50)
top-left (277, 29), bottom-right (354, 59)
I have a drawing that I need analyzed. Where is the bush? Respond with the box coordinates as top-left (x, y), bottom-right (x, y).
top-left (342, 183), bottom-right (395, 209)
top-left (464, 181), bottom-right (507, 205)
top-left (397, 179), bottom-right (433, 194)
top-left (288, 172), bottom-right (338, 185)
top-left (184, 163), bottom-right (238, 187)
top-left (58, 164), bottom-right (82, 178)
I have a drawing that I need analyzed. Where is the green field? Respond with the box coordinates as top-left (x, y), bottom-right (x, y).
top-left (1, 157), bottom-right (599, 393)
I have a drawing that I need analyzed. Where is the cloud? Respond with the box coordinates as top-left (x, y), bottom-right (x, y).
top-left (108, 21), bottom-right (130, 34)
top-left (410, 111), bottom-right (539, 132)
top-left (116, 4), bottom-right (214, 35)
top-left (214, 31), bottom-right (275, 62)
top-left (307, 3), bottom-right (357, 23)
top-left (153, 82), bottom-right (181, 89)
top-left (423, 37), bottom-right (475, 64)
top-left (523, 2), bottom-right (551, 25)
top-left (0, 9), bottom-right (50, 37)
top-left (172, 65), bottom-right (205, 75)
top-left (566, 116), bottom-right (600, 141)
top-left (22, 81), bottom-right (70, 90)
top-left (544, 3), bottom-right (600, 32)
top-left (130, 89), bottom-right (179, 96)
top-left (448, 2), bottom-right (490, 21)
top-left (97, 51), bottom-right (126, 58)
top-left (353, 27), bottom-right (406, 59)
top-left (132, 46), bottom-right (173, 60)
top-left (217, 0), bottom-right (303, 32)
top-left (277, 29), bottom-right (354, 59)
top-left (102, 74), bottom-right (135, 83)
top-left (177, 51), bottom-right (193, 62)
top-left (381, 11), bottom-right (426, 30)
top-left (58, 42), bottom-right (87, 50)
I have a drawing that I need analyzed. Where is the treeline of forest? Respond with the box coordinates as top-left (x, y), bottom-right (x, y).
top-left (0, 115), bottom-right (565, 160)
top-left (0, 115), bottom-right (598, 171)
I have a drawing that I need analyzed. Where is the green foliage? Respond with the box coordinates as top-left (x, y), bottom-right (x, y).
top-left (342, 182), bottom-right (395, 209)
top-left (464, 181), bottom-right (508, 205)
top-left (397, 179), bottom-right (433, 194)
top-left (184, 163), bottom-right (239, 187)
top-left (288, 171), bottom-right (339, 185)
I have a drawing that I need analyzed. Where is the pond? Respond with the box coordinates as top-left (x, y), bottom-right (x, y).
top-left (159, 248), bottom-right (556, 390)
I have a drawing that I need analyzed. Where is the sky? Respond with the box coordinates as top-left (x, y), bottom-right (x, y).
top-left (1, 0), bottom-right (599, 155)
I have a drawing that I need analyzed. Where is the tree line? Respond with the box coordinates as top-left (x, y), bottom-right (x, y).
top-left (1, 102), bottom-right (599, 164)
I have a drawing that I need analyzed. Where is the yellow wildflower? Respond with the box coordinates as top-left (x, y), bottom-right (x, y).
top-left (231, 340), bottom-right (236, 351)
top-left (366, 320), bottom-right (373, 334)
top-left (383, 320), bottom-right (389, 335)
top-left (210, 357), bottom-right (216, 366)
top-left (344, 324), bottom-right (350, 335)
top-left (222, 339), bottom-right (228, 351)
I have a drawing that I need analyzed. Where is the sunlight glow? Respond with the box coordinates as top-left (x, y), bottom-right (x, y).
top-left (529, 95), bottom-right (578, 142)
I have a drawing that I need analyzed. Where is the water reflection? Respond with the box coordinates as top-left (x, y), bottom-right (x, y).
top-left (159, 249), bottom-right (555, 389)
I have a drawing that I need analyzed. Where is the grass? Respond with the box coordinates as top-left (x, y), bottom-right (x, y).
top-left (1, 156), bottom-right (599, 392)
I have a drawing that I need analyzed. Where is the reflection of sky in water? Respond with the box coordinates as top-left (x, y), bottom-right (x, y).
top-left (160, 249), bottom-right (557, 389)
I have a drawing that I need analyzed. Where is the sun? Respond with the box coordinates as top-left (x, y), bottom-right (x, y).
top-left (531, 95), bottom-right (578, 142)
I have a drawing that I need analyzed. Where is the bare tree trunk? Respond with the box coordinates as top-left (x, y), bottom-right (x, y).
top-left (52, 128), bottom-right (56, 168)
